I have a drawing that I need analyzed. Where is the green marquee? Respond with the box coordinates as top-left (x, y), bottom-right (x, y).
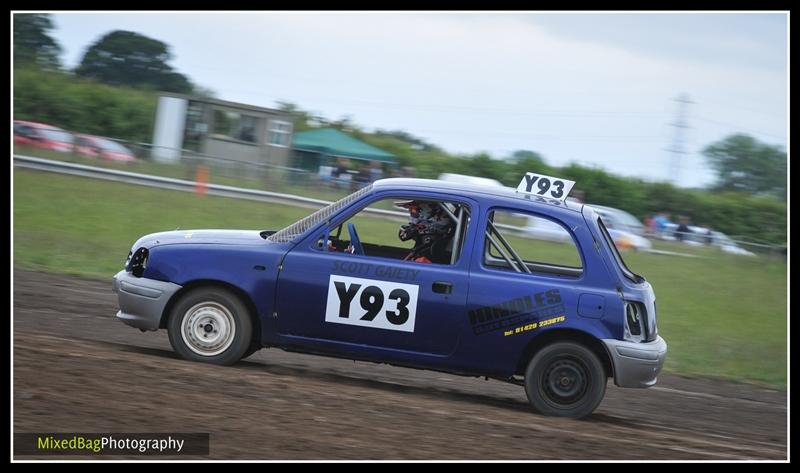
top-left (292, 128), bottom-right (396, 163)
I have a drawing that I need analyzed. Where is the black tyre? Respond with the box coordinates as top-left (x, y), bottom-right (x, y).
top-left (524, 342), bottom-right (607, 419)
top-left (167, 287), bottom-right (253, 366)
top-left (241, 343), bottom-right (262, 359)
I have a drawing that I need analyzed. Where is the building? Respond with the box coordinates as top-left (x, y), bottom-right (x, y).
top-left (151, 93), bottom-right (294, 167)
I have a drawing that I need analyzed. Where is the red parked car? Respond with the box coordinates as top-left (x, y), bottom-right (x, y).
top-left (75, 134), bottom-right (136, 163)
top-left (13, 120), bottom-right (75, 152)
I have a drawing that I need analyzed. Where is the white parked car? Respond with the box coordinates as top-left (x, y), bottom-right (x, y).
top-left (584, 205), bottom-right (651, 251)
top-left (589, 205), bottom-right (646, 236)
top-left (604, 227), bottom-right (653, 251)
top-left (664, 223), bottom-right (756, 256)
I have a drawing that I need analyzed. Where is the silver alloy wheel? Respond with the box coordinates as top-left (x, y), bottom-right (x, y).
top-left (180, 301), bottom-right (237, 356)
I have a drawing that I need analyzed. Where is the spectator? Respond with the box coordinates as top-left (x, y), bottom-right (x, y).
top-left (368, 160), bottom-right (383, 183)
top-left (700, 224), bottom-right (714, 245)
top-left (332, 158), bottom-right (348, 177)
top-left (318, 165), bottom-right (334, 184)
top-left (332, 158), bottom-right (350, 189)
top-left (644, 214), bottom-right (656, 236)
top-left (654, 212), bottom-right (671, 238)
top-left (351, 162), bottom-right (371, 192)
top-left (675, 216), bottom-right (692, 242)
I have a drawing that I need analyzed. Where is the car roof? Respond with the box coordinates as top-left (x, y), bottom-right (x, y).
top-left (14, 120), bottom-right (66, 130)
top-left (372, 178), bottom-right (584, 213)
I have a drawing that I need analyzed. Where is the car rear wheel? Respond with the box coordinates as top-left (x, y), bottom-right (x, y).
top-left (524, 342), bottom-right (606, 419)
top-left (167, 287), bottom-right (253, 366)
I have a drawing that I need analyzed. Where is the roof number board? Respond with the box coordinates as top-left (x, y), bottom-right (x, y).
top-left (516, 172), bottom-right (576, 202)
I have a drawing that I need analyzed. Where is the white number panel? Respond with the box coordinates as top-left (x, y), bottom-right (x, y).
top-left (325, 275), bottom-right (420, 333)
top-left (516, 172), bottom-right (576, 202)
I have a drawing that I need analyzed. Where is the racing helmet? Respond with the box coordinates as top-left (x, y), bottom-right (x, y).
top-left (394, 200), bottom-right (454, 242)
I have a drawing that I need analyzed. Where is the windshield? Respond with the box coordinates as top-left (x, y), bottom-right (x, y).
top-left (97, 138), bottom-right (130, 153)
top-left (598, 217), bottom-right (644, 284)
top-left (39, 128), bottom-right (74, 143)
top-left (267, 184), bottom-right (373, 243)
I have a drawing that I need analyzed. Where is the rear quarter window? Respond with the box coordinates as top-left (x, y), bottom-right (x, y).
top-left (597, 217), bottom-right (643, 283)
top-left (484, 209), bottom-right (583, 277)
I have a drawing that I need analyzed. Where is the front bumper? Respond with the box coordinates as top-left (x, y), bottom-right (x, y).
top-left (601, 336), bottom-right (667, 388)
top-left (112, 270), bottom-right (182, 331)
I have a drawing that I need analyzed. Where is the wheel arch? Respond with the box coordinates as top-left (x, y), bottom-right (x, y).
top-left (516, 328), bottom-right (613, 379)
top-left (160, 279), bottom-right (262, 346)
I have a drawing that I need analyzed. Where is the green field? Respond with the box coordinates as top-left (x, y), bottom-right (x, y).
top-left (13, 168), bottom-right (787, 387)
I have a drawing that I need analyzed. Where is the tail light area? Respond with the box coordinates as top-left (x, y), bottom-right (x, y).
top-left (624, 301), bottom-right (647, 343)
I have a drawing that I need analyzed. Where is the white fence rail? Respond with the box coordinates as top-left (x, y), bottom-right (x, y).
top-left (13, 154), bottom-right (406, 218)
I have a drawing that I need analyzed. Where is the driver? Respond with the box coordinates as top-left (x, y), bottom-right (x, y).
top-left (394, 200), bottom-right (455, 264)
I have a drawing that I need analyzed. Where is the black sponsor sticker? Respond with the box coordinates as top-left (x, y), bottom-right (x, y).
top-left (468, 289), bottom-right (563, 335)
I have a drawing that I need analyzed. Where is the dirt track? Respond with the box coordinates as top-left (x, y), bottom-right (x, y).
top-left (13, 269), bottom-right (787, 460)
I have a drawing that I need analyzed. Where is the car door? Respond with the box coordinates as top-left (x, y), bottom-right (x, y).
top-left (273, 191), bottom-right (477, 358)
top-left (459, 205), bottom-right (614, 374)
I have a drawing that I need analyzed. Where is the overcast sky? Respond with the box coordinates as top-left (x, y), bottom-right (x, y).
top-left (48, 12), bottom-right (788, 188)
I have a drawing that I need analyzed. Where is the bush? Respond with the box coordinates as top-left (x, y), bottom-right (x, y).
top-left (14, 66), bottom-right (156, 142)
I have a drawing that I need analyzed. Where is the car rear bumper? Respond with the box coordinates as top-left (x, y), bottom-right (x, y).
top-left (601, 336), bottom-right (667, 388)
top-left (112, 270), bottom-right (182, 331)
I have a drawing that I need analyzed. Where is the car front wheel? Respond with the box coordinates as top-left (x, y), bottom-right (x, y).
top-left (167, 287), bottom-right (253, 366)
top-left (524, 341), bottom-right (607, 419)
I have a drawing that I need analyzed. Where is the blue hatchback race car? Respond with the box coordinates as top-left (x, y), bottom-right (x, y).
top-left (112, 172), bottom-right (667, 418)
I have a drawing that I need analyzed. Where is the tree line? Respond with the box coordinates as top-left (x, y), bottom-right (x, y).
top-left (14, 14), bottom-right (196, 94)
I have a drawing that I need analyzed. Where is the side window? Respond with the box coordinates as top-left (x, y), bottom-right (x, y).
top-left (268, 120), bottom-right (292, 147)
top-left (314, 197), bottom-right (471, 265)
top-left (598, 217), bottom-right (641, 283)
top-left (484, 209), bottom-right (582, 277)
top-left (212, 110), bottom-right (259, 143)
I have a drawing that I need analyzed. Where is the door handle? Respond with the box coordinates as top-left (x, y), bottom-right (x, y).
top-left (432, 281), bottom-right (453, 294)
